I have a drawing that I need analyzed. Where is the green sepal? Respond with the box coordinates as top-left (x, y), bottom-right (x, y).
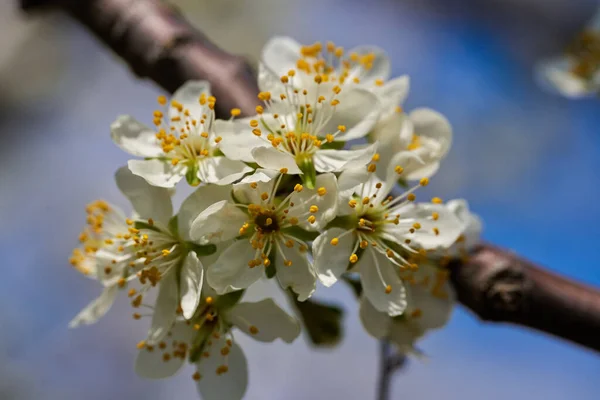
top-left (185, 163), bottom-right (201, 186)
top-left (324, 215), bottom-right (356, 230)
top-left (133, 221), bottom-right (162, 233)
top-left (186, 242), bottom-right (217, 257)
top-left (320, 140), bottom-right (345, 150)
top-left (265, 249), bottom-right (276, 279)
top-left (168, 215), bottom-right (179, 237)
top-left (281, 226), bottom-right (319, 242)
top-left (214, 290), bottom-right (245, 311)
top-left (188, 322), bottom-right (217, 363)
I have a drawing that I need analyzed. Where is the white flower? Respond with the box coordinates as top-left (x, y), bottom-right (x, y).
top-left (194, 170), bottom-right (338, 301)
top-left (536, 14), bottom-right (600, 98)
top-left (111, 81), bottom-right (252, 188)
top-left (313, 152), bottom-right (462, 316)
top-left (134, 293), bottom-right (300, 400)
top-left (359, 262), bottom-right (455, 354)
top-left (440, 199), bottom-right (482, 260)
top-left (370, 106), bottom-right (452, 182)
top-left (69, 167), bottom-right (229, 341)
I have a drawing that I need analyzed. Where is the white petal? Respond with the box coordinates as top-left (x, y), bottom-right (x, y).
top-left (536, 57), bottom-right (598, 98)
top-left (314, 143), bottom-right (377, 173)
top-left (135, 321), bottom-right (195, 379)
top-left (206, 240), bottom-right (263, 294)
top-left (68, 285), bottom-right (119, 328)
top-left (387, 203), bottom-right (462, 250)
top-left (345, 45), bottom-right (391, 84)
top-left (313, 228), bottom-right (355, 287)
top-left (383, 150), bottom-right (424, 193)
top-left (251, 146), bottom-right (302, 174)
top-left (358, 295), bottom-right (391, 339)
top-left (359, 248), bottom-right (407, 317)
top-left (180, 252), bottom-right (204, 320)
top-left (110, 115), bottom-right (163, 158)
top-left (170, 81), bottom-right (211, 118)
top-left (405, 263), bottom-right (455, 332)
top-left (115, 166), bottom-right (173, 225)
top-left (275, 239), bottom-right (316, 301)
top-left (446, 199), bottom-right (482, 252)
top-left (321, 88), bottom-right (380, 141)
top-left (189, 200), bottom-right (248, 244)
top-left (226, 299), bottom-right (300, 343)
top-left (374, 75), bottom-right (410, 115)
top-left (402, 108), bottom-right (452, 181)
top-left (178, 185), bottom-right (233, 241)
top-left (197, 157), bottom-right (252, 185)
top-left (286, 173), bottom-right (338, 231)
top-left (214, 119), bottom-right (267, 162)
top-left (147, 269), bottom-right (179, 344)
top-left (261, 36), bottom-right (302, 78)
top-left (337, 167), bottom-right (370, 195)
top-left (195, 335), bottom-right (248, 400)
top-left (127, 159), bottom-right (185, 188)
top-left (232, 170), bottom-right (279, 205)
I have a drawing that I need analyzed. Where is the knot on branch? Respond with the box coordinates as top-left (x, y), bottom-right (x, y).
top-left (482, 260), bottom-right (528, 319)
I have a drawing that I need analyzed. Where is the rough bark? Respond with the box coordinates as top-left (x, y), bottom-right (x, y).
top-left (20, 0), bottom-right (600, 353)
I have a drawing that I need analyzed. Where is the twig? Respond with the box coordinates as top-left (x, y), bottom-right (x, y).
top-left (376, 341), bottom-right (407, 400)
top-left (20, 0), bottom-right (600, 353)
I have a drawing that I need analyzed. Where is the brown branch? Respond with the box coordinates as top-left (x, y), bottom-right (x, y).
top-left (449, 244), bottom-right (600, 352)
top-left (21, 0), bottom-right (260, 118)
top-left (20, 0), bottom-right (600, 353)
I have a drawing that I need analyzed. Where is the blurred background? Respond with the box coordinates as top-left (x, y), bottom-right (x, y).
top-left (1, 0), bottom-right (600, 398)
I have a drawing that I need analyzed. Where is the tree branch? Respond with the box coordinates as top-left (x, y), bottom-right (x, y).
top-left (20, 0), bottom-right (600, 353)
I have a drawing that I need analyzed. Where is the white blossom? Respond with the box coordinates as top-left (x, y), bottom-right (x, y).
top-left (134, 292), bottom-right (300, 400)
top-left (111, 81), bottom-right (252, 188)
top-left (313, 152), bottom-right (462, 316)
top-left (194, 170), bottom-right (338, 301)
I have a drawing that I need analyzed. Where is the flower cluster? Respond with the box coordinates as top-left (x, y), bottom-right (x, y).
top-left (69, 37), bottom-right (481, 399)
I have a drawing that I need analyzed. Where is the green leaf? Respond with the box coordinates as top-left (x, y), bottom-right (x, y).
top-left (342, 275), bottom-right (363, 297)
top-left (281, 226), bottom-right (319, 242)
top-left (290, 292), bottom-right (344, 347)
top-left (214, 290), bottom-right (245, 311)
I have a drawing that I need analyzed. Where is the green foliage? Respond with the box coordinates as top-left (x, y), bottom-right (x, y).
top-left (291, 293), bottom-right (344, 347)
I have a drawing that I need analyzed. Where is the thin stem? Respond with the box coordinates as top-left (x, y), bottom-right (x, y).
top-left (376, 340), bottom-right (407, 400)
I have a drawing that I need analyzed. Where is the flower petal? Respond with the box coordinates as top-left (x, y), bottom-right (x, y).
top-left (321, 88), bottom-right (380, 141)
top-left (206, 240), bottom-right (264, 294)
top-left (446, 199), bottom-right (482, 253)
top-left (135, 321), bottom-right (195, 379)
top-left (358, 295), bottom-right (391, 339)
top-left (275, 239), bottom-right (316, 301)
top-left (110, 115), bottom-right (163, 158)
top-left (195, 334), bottom-right (248, 400)
top-left (251, 146), bottom-right (302, 174)
top-left (313, 228), bottom-right (355, 287)
top-left (178, 185), bottom-right (233, 241)
top-left (345, 45), bottom-right (391, 84)
top-left (115, 166), bottom-right (173, 226)
top-left (261, 36), bottom-right (302, 79)
top-left (286, 173), bottom-right (338, 231)
top-left (127, 159), bottom-right (185, 188)
top-left (198, 156), bottom-right (252, 185)
top-left (68, 285), bottom-right (119, 328)
top-left (214, 119), bottom-right (267, 163)
top-left (374, 75), bottom-right (410, 115)
top-left (226, 299), bottom-right (300, 343)
top-left (314, 143), bottom-right (377, 173)
top-left (147, 269), bottom-right (179, 344)
top-left (359, 248), bottom-right (407, 317)
top-left (170, 81), bottom-right (211, 118)
top-left (386, 203), bottom-right (462, 250)
top-left (180, 252), bottom-right (204, 320)
top-left (189, 200), bottom-right (248, 244)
